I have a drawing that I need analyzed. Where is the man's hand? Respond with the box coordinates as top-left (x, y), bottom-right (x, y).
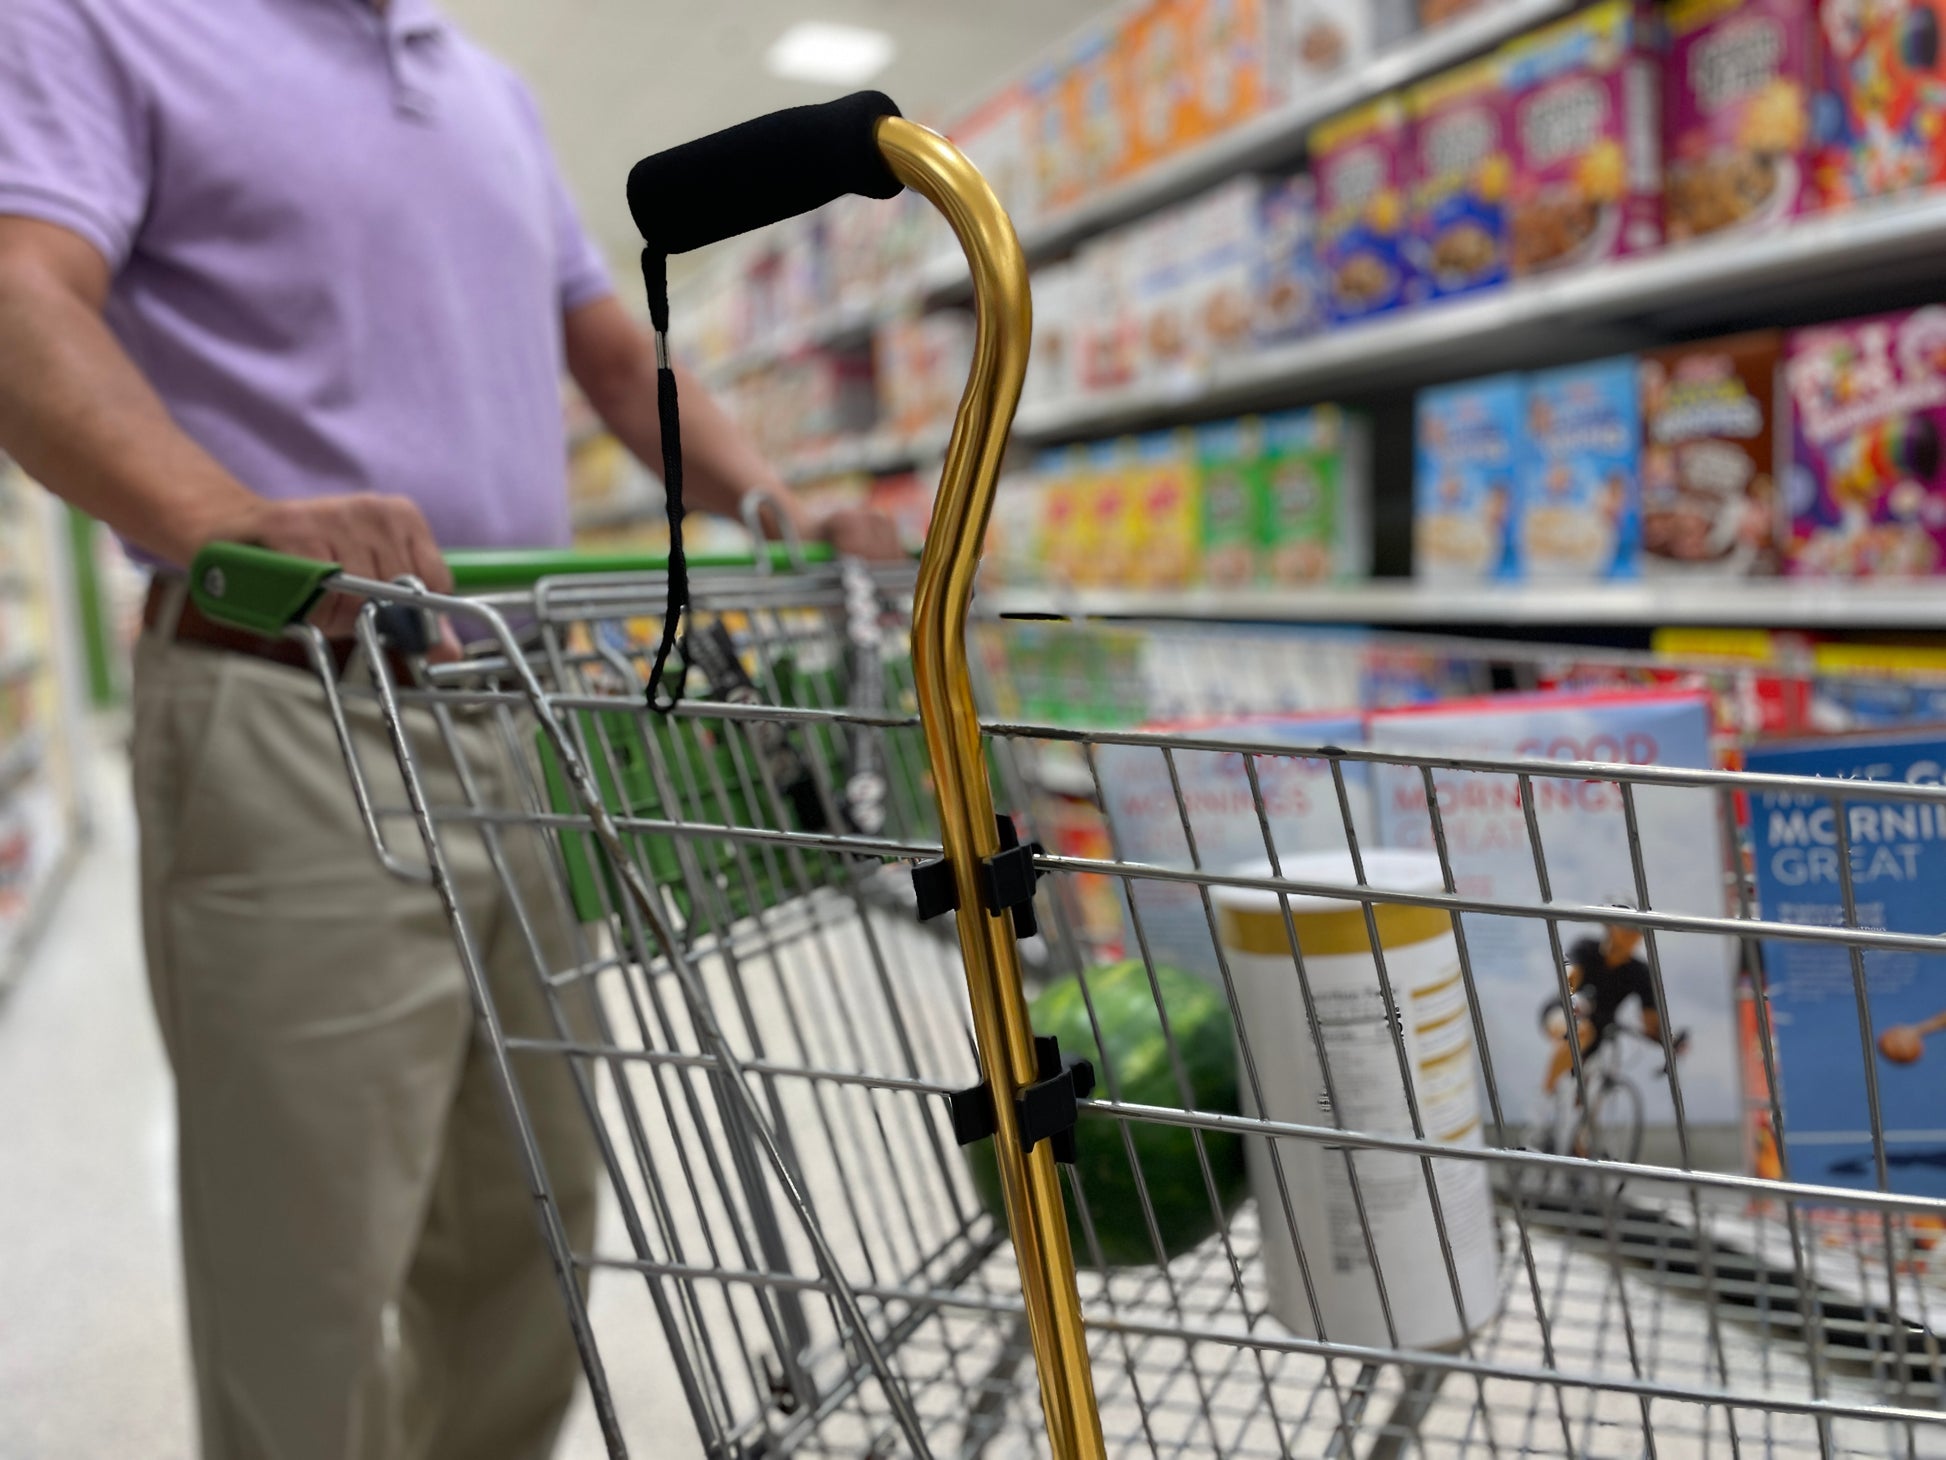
top-left (208, 494), bottom-right (452, 639)
top-left (813, 505), bottom-right (906, 562)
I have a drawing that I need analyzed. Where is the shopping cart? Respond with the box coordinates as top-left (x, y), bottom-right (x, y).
top-left (183, 98), bottom-right (1946, 1460)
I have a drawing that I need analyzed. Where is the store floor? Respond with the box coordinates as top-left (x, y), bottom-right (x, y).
top-left (0, 746), bottom-right (685, 1460)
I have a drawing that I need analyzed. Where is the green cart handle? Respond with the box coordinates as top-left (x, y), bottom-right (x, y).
top-left (186, 540), bottom-right (836, 638)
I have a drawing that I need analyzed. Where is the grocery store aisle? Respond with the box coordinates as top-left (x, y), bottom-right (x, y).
top-left (0, 747), bottom-right (193, 1460)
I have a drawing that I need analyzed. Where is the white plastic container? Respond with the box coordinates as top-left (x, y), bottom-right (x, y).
top-left (1214, 848), bottom-right (1501, 1351)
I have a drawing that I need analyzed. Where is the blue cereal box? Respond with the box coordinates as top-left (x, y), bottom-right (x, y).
top-left (1254, 174), bottom-right (1327, 344)
top-left (1407, 54), bottom-right (1513, 300)
top-left (1746, 732), bottom-right (1946, 1199)
top-left (1414, 373), bottom-right (1523, 582)
top-left (1311, 95), bottom-right (1417, 324)
top-left (1520, 356), bottom-right (1644, 578)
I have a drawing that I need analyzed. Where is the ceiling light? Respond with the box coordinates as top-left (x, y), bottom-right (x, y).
top-left (764, 22), bottom-right (896, 87)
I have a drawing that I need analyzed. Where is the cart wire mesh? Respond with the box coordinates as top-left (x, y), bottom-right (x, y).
top-left (286, 553), bottom-right (1946, 1460)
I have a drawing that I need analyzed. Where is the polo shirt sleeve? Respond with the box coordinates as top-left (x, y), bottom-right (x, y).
top-left (498, 69), bottom-right (613, 313)
top-left (0, 0), bottom-right (151, 271)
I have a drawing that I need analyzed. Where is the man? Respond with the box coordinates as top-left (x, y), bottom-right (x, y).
top-left (0, 0), bottom-right (898, 1455)
top-left (1541, 912), bottom-right (1681, 1098)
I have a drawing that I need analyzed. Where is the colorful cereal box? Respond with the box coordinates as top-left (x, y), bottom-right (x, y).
top-left (1504, 0), bottom-right (1665, 276)
top-left (1520, 356), bottom-right (1644, 579)
top-left (1282, 0), bottom-right (1417, 90)
top-left (1197, 418), bottom-right (1261, 586)
top-left (1123, 0), bottom-right (1201, 173)
top-left (1176, 177), bottom-right (1262, 370)
top-left (1414, 373), bottom-right (1523, 581)
top-left (1640, 331), bottom-right (1784, 575)
top-left (1027, 60), bottom-right (1082, 215)
top-left (1783, 306), bottom-right (1946, 577)
top-left (1189, 0), bottom-right (1283, 136)
top-left (1312, 95), bottom-right (1419, 322)
top-left (1407, 55), bottom-right (1515, 299)
top-left (1260, 405), bottom-right (1372, 583)
top-left (1254, 174), bottom-right (1327, 343)
top-left (1814, 0), bottom-right (1946, 207)
top-left (1664, 0), bottom-right (1815, 241)
top-left (1123, 430), bottom-right (1203, 589)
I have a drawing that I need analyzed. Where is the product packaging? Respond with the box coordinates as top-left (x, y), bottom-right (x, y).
top-left (1260, 404), bottom-right (1372, 583)
top-left (1070, 25), bottom-right (1133, 197)
top-left (951, 85), bottom-right (1039, 235)
top-left (1124, 0), bottom-right (1202, 174)
top-left (1126, 208), bottom-right (1193, 385)
top-left (1022, 260), bottom-right (1079, 409)
top-left (1746, 730), bottom-right (1946, 1198)
top-left (1640, 330), bottom-right (1784, 575)
top-left (1215, 849), bottom-right (1502, 1350)
top-left (1190, 0), bottom-right (1283, 136)
top-left (1098, 714), bottom-right (1370, 985)
top-left (1122, 430), bottom-right (1203, 589)
top-left (1028, 59), bottom-right (1083, 215)
top-left (1281, 0), bottom-right (1417, 91)
top-left (1035, 446), bottom-right (1092, 587)
top-left (1197, 417), bottom-right (1263, 586)
top-left (1254, 173), bottom-right (1328, 344)
top-left (1504, 0), bottom-right (1665, 275)
top-left (1663, 0), bottom-right (1815, 241)
top-left (1312, 95), bottom-right (1419, 322)
top-left (1083, 438), bottom-right (1134, 588)
top-left (1176, 177), bottom-right (1264, 373)
top-left (1414, 373), bottom-right (1523, 581)
top-left (1814, 0), bottom-right (1946, 208)
top-left (1520, 355), bottom-right (1644, 579)
top-left (1073, 231), bottom-right (1141, 393)
top-left (1407, 54), bottom-right (1515, 299)
top-left (1783, 306), bottom-right (1946, 577)
top-left (1422, 0), bottom-right (1509, 25)
top-left (1369, 688), bottom-right (1743, 1145)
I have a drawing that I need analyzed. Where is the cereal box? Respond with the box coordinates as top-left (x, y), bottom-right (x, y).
top-left (1504, 0), bottom-right (1664, 276)
top-left (1814, 0), bottom-right (1946, 207)
top-left (1125, 208), bottom-right (1193, 384)
top-left (1122, 430), bottom-right (1203, 588)
top-left (1311, 95), bottom-right (1419, 322)
top-left (1123, 0), bottom-right (1201, 173)
top-left (1519, 356), bottom-right (1644, 579)
top-left (1035, 447), bottom-right (1093, 587)
top-left (1176, 177), bottom-right (1262, 371)
top-left (1254, 173), bottom-right (1327, 343)
top-left (951, 85), bottom-right (1038, 234)
top-left (1407, 54), bottom-right (1514, 300)
top-left (1260, 404), bottom-right (1372, 582)
top-left (1664, 0), bottom-right (1815, 241)
top-left (1023, 260), bottom-right (1079, 409)
top-left (1783, 306), bottom-right (1946, 577)
top-left (1197, 418), bottom-right (1261, 586)
top-left (1028, 60), bottom-right (1082, 214)
top-left (1083, 439), bottom-right (1135, 587)
top-left (1414, 373), bottom-right (1523, 581)
top-left (1281, 0), bottom-right (1417, 90)
top-left (1189, 0), bottom-right (1283, 135)
top-left (1069, 26), bottom-right (1132, 196)
top-left (1640, 331), bottom-right (1784, 575)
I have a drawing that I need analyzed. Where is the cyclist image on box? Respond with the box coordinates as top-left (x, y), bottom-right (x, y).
top-left (1541, 907), bottom-right (1688, 1101)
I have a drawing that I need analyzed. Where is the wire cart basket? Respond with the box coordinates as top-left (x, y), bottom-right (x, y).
top-left (185, 100), bottom-right (1946, 1460)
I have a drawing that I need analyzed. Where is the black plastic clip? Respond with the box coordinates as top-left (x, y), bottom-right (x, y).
top-left (910, 857), bottom-right (958, 922)
top-left (948, 1035), bottom-right (1096, 1165)
top-left (982, 814), bottom-right (1045, 941)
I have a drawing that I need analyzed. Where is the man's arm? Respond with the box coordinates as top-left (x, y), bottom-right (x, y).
top-left (564, 295), bottom-right (902, 560)
top-left (0, 217), bottom-right (451, 611)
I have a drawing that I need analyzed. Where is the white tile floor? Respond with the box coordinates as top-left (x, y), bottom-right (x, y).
top-left (0, 756), bottom-right (193, 1460)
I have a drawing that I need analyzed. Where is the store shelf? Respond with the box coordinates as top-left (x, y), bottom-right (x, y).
top-left (983, 579), bottom-right (1946, 631)
top-left (779, 427), bottom-right (951, 486)
top-left (0, 732), bottom-right (45, 800)
top-left (700, 0), bottom-right (1573, 386)
top-left (1013, 193), bottom-right (1946, 440)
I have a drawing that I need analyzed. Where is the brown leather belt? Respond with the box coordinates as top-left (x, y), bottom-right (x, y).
top-left (143, 578), bottom-right (408, 680)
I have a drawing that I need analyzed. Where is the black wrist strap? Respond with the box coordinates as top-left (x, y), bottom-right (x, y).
top-left (640, 247), bottom-right (690, 714)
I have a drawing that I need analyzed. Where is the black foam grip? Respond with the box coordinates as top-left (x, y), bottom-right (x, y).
top-left (627, 91), bottom-right (904, 256)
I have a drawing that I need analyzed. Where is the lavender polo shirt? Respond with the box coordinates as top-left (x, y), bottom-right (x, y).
top-left (0, 0), bottom-right (615, 552)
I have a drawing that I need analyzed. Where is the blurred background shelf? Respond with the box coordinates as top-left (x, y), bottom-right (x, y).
top-left (701, 0), bottom-right (1576, 389)
top-left (983, 580), bottom-right (1946, 631)
top-left (1014, 194), bottom-right (1946, 440)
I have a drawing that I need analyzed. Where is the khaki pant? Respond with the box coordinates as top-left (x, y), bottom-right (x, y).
top-left (132, 623), bottom-right (599, 1460)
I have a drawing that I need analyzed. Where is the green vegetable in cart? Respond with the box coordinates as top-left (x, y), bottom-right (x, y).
top-left (969, 960), bottom-right (1247, 1268)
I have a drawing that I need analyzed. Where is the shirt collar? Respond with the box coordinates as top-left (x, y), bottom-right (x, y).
top-left (382, 0), bottom-right (447, 45)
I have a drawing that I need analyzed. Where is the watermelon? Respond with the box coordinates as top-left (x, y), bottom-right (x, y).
top-left (969, 961), bottom-right (1247, 1268)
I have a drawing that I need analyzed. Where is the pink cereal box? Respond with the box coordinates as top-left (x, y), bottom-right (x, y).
top-left (1311, 94), bottom-right (1419, 322)
top-left (1814, 0), bottom-right (1946, 207)
top-left (1504, 0), bottom-right (1665, 276)
top-left (1664, 0), bottom-right (1816, 242)
top-left (1784, 306), bottom-right (1946, 577)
